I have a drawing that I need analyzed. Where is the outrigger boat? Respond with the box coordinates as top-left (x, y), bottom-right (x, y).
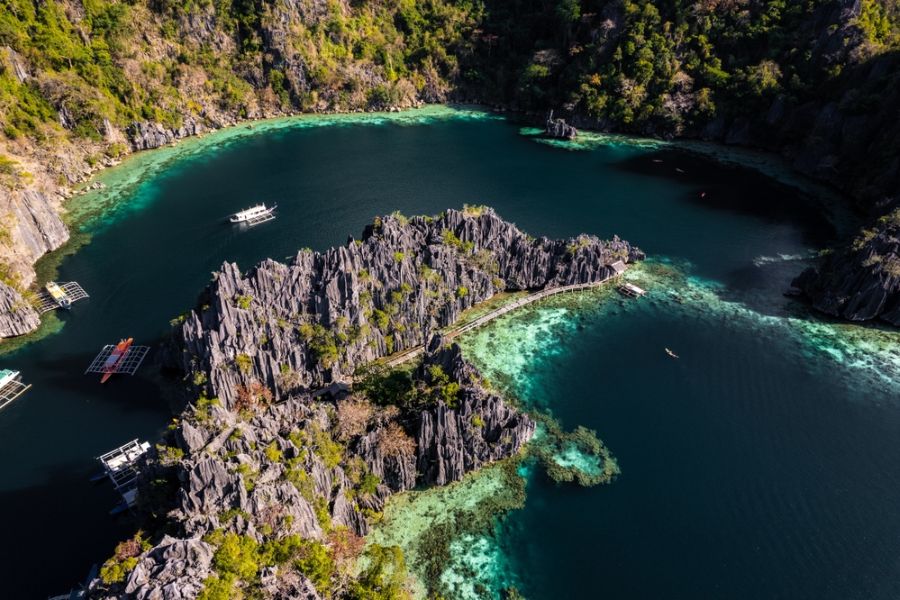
top-left (665, 348), bottom-right (679, 359)
top-left (229, 203), bottom-right (277, 226)
top-left (45, 281), bottom-right (71, 309)
top-left (101, 338), bottom-right (133, 383)
top-left (93, 439), bottom-right (151, 514)
top-left (0, 369), bottom-right (31, 412)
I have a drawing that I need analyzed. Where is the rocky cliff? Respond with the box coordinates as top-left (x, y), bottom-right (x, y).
top-left (89, 340), bottom-right (534, 600)
top-left (3, 0), bottom-right (897, 340)
top-left (793, 208), bottom-right (900, 325)
top-left (0, 280), bottom-right (40, 338)
top-left (86, 208), bottom-right (634, 598)
top-left (174, 207), bottom-right (642, 408)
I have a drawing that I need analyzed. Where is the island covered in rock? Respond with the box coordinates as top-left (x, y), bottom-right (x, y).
top-left (86, 207), bottom-right (641, 599)
top-left (793, 207), bottom-right (900, 326)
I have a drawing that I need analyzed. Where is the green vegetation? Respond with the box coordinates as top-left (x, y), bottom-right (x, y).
top-left (99, 532), bottom-right (151, 585)
top-left (155, 443), bottom-right (184, 465)
top-left (348, 544), bottom-right (410, 600)
top-left (195, 521), bottom-right (411, 598)
top-left (467, 0), bottom-right (900, 134)
top-left (530, 414), bottom-right (620, 487)
top-left (441, 229), bottom-right (474, 254)
top-left (235, 294), bottom-right (253, 310)
top-left (234, 353), bottom-right (252, 374)
top-left (0, 0), bottom-right (480, 147)
top-left (354, 361), bottom-right (464, 411)
top-left (427, 364), bottom-right (461, 408)
top-left (311, 423), bottom-right (345, 469)
top-left (298, 322), bottom-right (340, 368)
top-left (193, 394), bottom-right (220, 423)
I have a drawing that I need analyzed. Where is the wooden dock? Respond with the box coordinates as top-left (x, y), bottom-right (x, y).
top-left (617, 282), bottom-right (647, 298)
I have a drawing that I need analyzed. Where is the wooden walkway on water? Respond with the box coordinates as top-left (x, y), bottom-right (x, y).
top-left (380, 265), bottom-right (626, 370)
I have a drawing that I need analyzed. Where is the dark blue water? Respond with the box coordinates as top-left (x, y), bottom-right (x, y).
top-left (492, 298), bottom-right (900, 600)
top-left (0, 110), bottom-right (893, 598)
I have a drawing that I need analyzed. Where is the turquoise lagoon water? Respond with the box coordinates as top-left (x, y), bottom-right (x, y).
top-left (0, 107), bottom-right (897, 598)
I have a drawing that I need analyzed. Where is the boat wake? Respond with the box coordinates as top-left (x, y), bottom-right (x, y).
top-left (752, 252), bottom-right (816, 267)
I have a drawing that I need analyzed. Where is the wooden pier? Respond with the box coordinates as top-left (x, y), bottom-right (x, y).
top-left (0, 370), bottom-right (31, 412)
top-left (33, 281), bottom-right (89, 314)
top-left (85, 344), bottom-right (150, 377)
top-left (381, 262), bottom-right (628, 370)
top-left (617, 282), bottom-right (647, 298)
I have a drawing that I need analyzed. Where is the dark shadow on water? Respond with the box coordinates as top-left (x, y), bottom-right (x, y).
top-left (0, 462), bottom-right (139, 598)
top-left (616, 148), bottom-right (841, 247)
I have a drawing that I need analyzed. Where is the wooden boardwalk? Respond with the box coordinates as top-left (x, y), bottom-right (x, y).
top-left (381, 268), bottom-right (625, 370)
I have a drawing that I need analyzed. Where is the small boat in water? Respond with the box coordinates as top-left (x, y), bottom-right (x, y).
top-left (0, 369), bottom-right (31, 412)
top-left (101, 338), bottom-right (133, 383)
top-left (229, 203), bottom-right (277, 225)
top-left (0, 369), bottom-right (19, 389)
top-left (45, 281), bottom-right (71, 309)
top-left (665, 347), bottom-right (679, 359)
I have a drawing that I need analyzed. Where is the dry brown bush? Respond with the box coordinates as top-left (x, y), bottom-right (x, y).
top-left (377, 422), bottom-right (415, 458)
top-left (234, 380), bottom-right (273, 412)
top-left (336, 395), bottom-right (374, 440)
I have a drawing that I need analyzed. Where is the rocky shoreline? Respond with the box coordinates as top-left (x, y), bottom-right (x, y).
top-left (2, 90), bottom-right (897, 342)
top-left (792, 208), bottom-right (900, 325)
top-left (84, 208), bottom-right (640, 599)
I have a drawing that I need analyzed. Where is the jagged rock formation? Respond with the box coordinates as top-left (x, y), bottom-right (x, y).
top-left (793, 209), bottom-right (900, 325)
top-left (1, 0), bottom-right (899, 331)
top-left (122, 537), bottom-right (215, 600)
top-left (175, 208), bottom-right (642, 408)
top-left (0, 281), bottom-right (40, 337)
top-left (86, 209), bottom-right (636, 598)
top-left (545, 110), bottom-right (577, 139)
top-left (89, 340), bottom-right (534, 599)
top-left (416, 337), bottom-right (535, 485)
top-left (127, 119), bottom-right (207, 152)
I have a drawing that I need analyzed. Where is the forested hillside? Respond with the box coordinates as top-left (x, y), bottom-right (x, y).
top-left (0, 0), bottom-right (898, 322)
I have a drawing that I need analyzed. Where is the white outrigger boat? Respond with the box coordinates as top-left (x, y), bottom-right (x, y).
top-left (92, 439), bottom-right (151, 514)
top-left (229, 203), bottom-right (277, 226)
top-left (0, 369), bottom-right (31, 412)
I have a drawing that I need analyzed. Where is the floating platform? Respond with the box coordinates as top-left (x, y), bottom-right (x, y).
top-left (84, 343), bottom-right (150, 377)
top-left (617, 282), bottom-right (647, 298)
top-left (0, 369), bottom-right (30, 412)
top-left (97, 439), bottom-right (150, 514)
top-left (34, 281), bottom-right (89, 314)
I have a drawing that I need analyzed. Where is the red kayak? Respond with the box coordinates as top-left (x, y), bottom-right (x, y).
top-left (101, 338), bottom-right (133, 383)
